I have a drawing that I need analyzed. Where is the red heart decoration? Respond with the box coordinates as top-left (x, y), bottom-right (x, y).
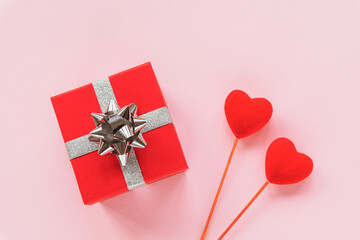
top-left (266, 138), bottom-right (313, 185)
top-left (224, 90), bottom-right (273, 138)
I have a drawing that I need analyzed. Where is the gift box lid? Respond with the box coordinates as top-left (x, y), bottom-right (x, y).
top-left (51, 62), bottom-right (188, 204)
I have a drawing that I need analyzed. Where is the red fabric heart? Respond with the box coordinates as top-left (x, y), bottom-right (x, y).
top-left (266, 138), bottom-right (313, 185)
top-left (224, 90), bottom-right (273, 138)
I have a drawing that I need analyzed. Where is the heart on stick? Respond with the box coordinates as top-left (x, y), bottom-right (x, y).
top-left (266, 137), bottom-right (313, 185)
top-left (218, 137), bottom-right (314, 239)
top-left (225, 90), bottom-right (273, 138)
top-left (201, 90), bottom-right (273, 240)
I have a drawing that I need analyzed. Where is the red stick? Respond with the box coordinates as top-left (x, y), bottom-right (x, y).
top-left (200, 138), bottom-right (239, 240)
top-left (218, 181), bottom-right (270, 240)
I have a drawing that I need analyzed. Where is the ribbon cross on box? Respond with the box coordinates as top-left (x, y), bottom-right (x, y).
top-left (64, 78), bottom-right (172, 190)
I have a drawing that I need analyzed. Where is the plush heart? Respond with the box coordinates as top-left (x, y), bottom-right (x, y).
top-left (266, 138), bottom-right (313, 185)
top-left (224, 90), bottom-right (273, 138)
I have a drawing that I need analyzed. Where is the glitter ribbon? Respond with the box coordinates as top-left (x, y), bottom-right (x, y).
top-left (64, 78), bottom-right (172, 190)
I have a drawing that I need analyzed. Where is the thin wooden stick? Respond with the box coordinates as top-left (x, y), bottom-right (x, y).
top-left (218, 181), bottom-right (270, 240)
top-left (200, 138), bottom-right (239, 240)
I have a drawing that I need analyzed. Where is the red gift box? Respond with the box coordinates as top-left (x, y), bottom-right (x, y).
top-left (51, 62), bottom-right (188, 205)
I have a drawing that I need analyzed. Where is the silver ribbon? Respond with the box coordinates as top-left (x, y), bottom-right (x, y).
top-left (64, 77), bottom-right (172, 190)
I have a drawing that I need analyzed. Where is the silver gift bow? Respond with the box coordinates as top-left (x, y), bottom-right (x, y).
top-left (88, 100), bottom-right (147, 167)
top-left (64, 77), bottom-right (173, 190)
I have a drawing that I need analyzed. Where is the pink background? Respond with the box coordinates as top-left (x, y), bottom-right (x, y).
top-left (1, 0), bottom-right (359, 239)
